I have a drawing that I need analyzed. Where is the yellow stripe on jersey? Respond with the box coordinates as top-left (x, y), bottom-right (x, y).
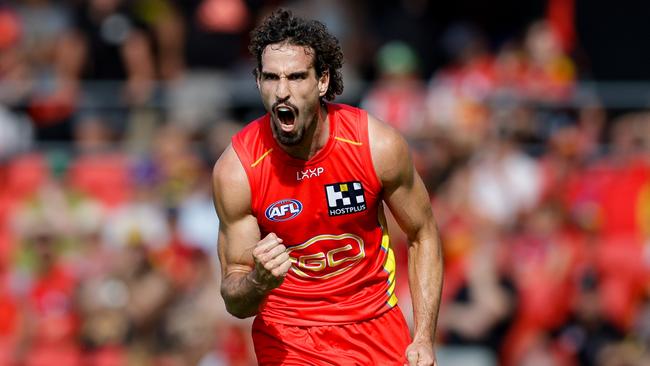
top-left (335, 136), bottom-right (363, 146)
top-left (381, 224), bottom-right (399, 308)
top-left (251, 148), bottom-right (273, 168)
top-left (638, 182), bottom-right (650, 237)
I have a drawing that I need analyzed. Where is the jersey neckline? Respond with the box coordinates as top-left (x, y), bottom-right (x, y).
top-left (263, 102), bottom-right (339, 167)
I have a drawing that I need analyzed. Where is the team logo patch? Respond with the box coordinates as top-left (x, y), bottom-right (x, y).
top-left (265, 199), bottom-right (303, 222)
top-left (287, 233), bottom-right (365, 279)
top-left (324, 181), bottom-right (367, 216)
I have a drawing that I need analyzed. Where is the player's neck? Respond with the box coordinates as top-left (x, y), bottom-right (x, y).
top-left (278, 104), bottom-right (329, 160)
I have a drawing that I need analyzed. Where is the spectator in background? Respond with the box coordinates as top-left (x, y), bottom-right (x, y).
top-left (491, 42), bottom-right (528, 100)
top-left (67, 116), bottom-right (134, 210)
top-left (11, 0), bottom-right (75, 141)
top-left (361, 41), bottom-right (427, 136)
top-left (164, 0), bottom-right (256, 134)
top-left (112, 232), bottom-right (173, 364)
top-left (58, 0), bottom-right (156, 137)
top-left (161, 248), bottom-right (254, 365)
top-left (11, 178), bottom-right (93, 366)
top-left (165, 119), bottom-right (242, 256)
top-left (16, 229), bottom-right (81, 366)
top-left (590, 113), bottom-right (650, 330)
top-left (101, 189), bottom-right (170, 252)
top-left (12, 0), bottom-right (71, 78)
top-left (0, 4), bottom-right (33, 150)
top-left (0, 4), bottom-right (30, 114)
top-left (506, 202), bottom-right (580, 343)
top-left (205, 118), bottom-right (242, 162)
top-left (424, 23), bottom-right (494, 149)
top-left (521, 20), bottom-right (575, 102)
top-left (466, 131), bottom-right (541, 228)
top-left (359, 0), bottom-right (438, 79)
top-left (611, 294), bottom-right (650, 365)
top-left (551, 270), bottom-right (625, 366)
top-left (146, 123), bottom-right (205, 207)
top-left (0, 4), bottom-right (24, 106)
top-left (127, 0), bottom-right (185, 81)
top-left (0, 107), bottom-right (32, 160)
top-left (438, 237), bottom-right (517, 366)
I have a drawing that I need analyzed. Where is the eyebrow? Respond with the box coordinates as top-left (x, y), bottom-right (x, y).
top-left (261, 70), bottom-right (310, 79)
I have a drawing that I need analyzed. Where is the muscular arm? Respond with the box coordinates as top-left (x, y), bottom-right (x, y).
top-left (212, 145), bottom-right (291, 318)
top-left (369, 116), bottom-right (443, 364)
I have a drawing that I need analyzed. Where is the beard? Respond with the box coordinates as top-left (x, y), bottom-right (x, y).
top-left (270, 98), bottom-right (304, 146)
top-left (271, 118), bottom-right (305, 146)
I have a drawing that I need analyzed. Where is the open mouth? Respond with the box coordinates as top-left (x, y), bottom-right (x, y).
top-left (275, 106), bottom-right (296, 132)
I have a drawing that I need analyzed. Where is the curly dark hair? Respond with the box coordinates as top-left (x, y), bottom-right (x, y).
top-left (249, 9), bottom-right (344, 101)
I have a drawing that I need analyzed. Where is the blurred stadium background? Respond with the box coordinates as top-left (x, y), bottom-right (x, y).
top-left (1, 0), bottom-right (650, 365)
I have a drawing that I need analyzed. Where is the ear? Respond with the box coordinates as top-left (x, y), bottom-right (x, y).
top-left (255, 70), bottom-right (261, 90)
top-left (318, 70), bottom-right (330, 97)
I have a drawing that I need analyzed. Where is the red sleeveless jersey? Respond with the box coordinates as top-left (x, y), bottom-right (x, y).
top-left (231, 103), bottom-right (398, 326)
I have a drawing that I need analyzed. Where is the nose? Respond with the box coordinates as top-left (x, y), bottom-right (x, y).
top-left (275, 76), bottom-right (290, 100)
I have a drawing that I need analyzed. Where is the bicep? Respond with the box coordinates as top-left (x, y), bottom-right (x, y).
top-left (369, 117), bottom-right (435, 240)
top-left (217, 214), bottom-right (260, 276)
top-left (213, 146), bottom-right (261, 276)
top-left (382, 153), bottom-right (435, 242)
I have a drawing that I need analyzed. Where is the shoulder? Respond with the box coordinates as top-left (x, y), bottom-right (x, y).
top-left (212, 144), bottom-right (252, 219)
top-left (328, 102), bottom-right (366, 124)
top-left (367, 113), bottom-right (412, 187)
top-left (230, 115), bottom-right (271, 162)
top-left (212, 144), bottom-right (244, 184)
top-left (232, 116), bottom-right (264, 146)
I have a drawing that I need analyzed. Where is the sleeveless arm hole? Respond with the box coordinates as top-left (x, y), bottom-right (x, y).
top-left (359, 109), bottom-right (383, 196)
top-left (231, 135), bottom-right (260, 218)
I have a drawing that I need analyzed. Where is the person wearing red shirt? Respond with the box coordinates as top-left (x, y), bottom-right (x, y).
top-left (212, 9), bottom-right (443, 366)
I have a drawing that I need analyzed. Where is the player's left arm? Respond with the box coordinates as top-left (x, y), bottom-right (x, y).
top-left (369, 115), bottom-right (443, 366)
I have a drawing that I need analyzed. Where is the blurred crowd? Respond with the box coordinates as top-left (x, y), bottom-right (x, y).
top-left (1, 0), bottom-right (650, 365)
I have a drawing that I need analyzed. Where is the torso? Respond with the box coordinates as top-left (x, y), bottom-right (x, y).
top-left (231, 103), bottom-right (399, 325)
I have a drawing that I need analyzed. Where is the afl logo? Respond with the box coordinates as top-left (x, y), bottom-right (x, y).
top-left (265, 199), bottom-right (303, 222)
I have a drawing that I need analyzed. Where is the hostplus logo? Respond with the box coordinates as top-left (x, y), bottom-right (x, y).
top-left (324, 181), bottom-right (367, 216)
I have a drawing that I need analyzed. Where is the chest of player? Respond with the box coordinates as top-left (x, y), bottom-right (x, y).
top-left (254, 159), bottom-right (383, 280)
top-left (254, 159), bottom-right (381, 244)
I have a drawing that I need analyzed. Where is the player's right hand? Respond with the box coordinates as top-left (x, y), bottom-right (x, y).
top-left (250, 233), bottom-right (292, 292)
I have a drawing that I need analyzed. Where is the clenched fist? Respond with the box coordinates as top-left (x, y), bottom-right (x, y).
top-left (249, 233), bottom-right (293, 292)
top-left (405, 341), bottom-right (437, 366)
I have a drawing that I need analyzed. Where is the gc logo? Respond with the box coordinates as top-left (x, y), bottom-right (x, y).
top-left (287, 233), bottom-right (365, 279)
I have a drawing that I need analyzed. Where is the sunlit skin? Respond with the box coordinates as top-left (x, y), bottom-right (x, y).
top-left (256, 42), bottom-right (330, 160)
